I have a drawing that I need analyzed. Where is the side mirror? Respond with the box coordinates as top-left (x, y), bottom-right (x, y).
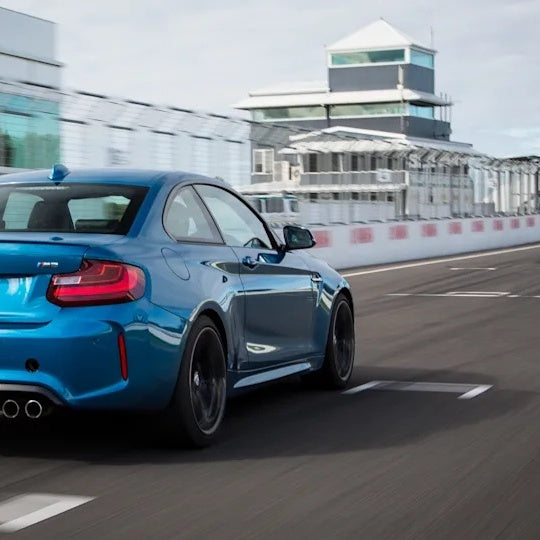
top-left (283, 225), bottom-right (316, 250)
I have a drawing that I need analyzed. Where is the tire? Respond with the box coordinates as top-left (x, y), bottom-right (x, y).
top-left (320, 294), bottom-right (355, 389)
top-left (163, 315), bottom-right (227, 448)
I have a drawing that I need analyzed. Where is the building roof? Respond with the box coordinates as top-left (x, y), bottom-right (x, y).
top-left (248, 81), bottom-right (328, 97)
top-left (327, 19), bottom-right (433, 53)
top-left (234, 88), bottom-right (451, 110)
top-left (279, 126), bottom-right (479, 156)
top-left (279, 139), bottom-right (480, 157)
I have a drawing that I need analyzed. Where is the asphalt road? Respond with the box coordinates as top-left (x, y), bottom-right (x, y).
top-left (2, 244), bottom-right (540, 539)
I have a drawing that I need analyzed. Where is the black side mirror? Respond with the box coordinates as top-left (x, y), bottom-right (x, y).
top-left (283, 225), bottom-right (316, 250)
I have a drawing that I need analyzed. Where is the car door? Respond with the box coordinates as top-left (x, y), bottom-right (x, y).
top-left (161, 185), bottom-right (248, 370)
top-left (195, 183), bottom-right (316, 369)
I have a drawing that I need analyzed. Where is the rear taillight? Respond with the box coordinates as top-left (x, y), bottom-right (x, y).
top-left (47, 259), bottom-right (146, 307)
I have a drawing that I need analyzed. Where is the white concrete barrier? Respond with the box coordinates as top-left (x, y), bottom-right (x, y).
top-left (306, 216), bottom-right (540, 270)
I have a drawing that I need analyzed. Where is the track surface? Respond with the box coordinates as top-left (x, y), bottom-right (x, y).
top-left (2, 245), bottom-right (540, 539)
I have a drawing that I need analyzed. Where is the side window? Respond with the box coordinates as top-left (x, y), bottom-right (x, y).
top-left (196, 184), bottom-right (273, 249)
top-left (164, 186), bottom-right (222, 243)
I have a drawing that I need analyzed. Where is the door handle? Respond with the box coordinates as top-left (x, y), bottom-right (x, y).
top-left (242, 256), bottom-right (258, 269)
top-left (311, 273), bottom-right (322, 282)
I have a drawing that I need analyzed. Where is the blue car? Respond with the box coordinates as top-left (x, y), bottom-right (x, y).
top-left (0, 165), bottom-right (355, 446)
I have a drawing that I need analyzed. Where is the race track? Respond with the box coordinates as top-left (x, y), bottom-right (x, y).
top-left (2, 244), bottom-right (540, 539)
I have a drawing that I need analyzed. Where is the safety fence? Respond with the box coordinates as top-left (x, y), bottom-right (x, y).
top-left (305, 214), bottom-right (540, 269)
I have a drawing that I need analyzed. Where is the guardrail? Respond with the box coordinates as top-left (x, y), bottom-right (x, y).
top-left (303, 215), bottom-right (540, 270)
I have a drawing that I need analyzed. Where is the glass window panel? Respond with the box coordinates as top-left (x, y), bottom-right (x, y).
top-left (265, 198), bottom-right (284, 213)
top-left (0, 183), bottom-right (147, 234)
top-left (410, 50), bottom-right (434, 69)
top-left (331, 49), bottom-right (405, 65)
top-left (164, 186), bottom-right (221, 243)
top-left (410, 104), bottom-right (435, 119)
top-left (196, 184), bottom-right (273, 249)
top-left (331, 153), bottom-right (342, 171)
top-left (0, 93), bottom-right (60, 168)
top-left (305, 153), bottom-right (318, 172)
top-left (252, 106), bottom-right (326, 122)
top-left (331, 102), bottom-right (406, 117)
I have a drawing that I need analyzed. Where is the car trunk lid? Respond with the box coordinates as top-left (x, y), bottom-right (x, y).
top-left (0, 240), bottom-right (88, 324)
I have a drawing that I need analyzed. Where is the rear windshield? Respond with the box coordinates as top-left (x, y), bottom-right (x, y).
top-left (0, 183), bottom-right (148, 234)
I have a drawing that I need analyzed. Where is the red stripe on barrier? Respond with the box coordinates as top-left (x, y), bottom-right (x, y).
top-left (448, 222), bottom-right (462, 235)
top-left (350, 227), bottom-right (374, 244)
top-left (421, 223), bottom-right (438, 237)
top-left (312, 230), bottom-right (332, 248)
top-left (472, 220), bottom-right (484, 232)
top-left (511, 218), bottom-right (520, 229)
top-left (389, 224), bottom-right (408, 240)
top-left (493, 219), bottom-right (504, 231)
top-left (526, 216), bottom-right (535, 227)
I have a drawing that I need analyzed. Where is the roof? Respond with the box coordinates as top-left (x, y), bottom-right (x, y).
top-left (275, 126), bottom-right (479, 156)
top-left (249, 81), bottom-right (328, 97)
top-left (279, 139), bottom-right (481, 157)
top-left (327, 19), bottom-right (434, 52)
top-left (290, 126), bottom-right (475, 152)
top-left (234, 88), bottom-right (451, 110)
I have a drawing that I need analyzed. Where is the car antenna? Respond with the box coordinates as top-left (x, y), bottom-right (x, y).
top-left (48, 163), bottom-right (71, 182)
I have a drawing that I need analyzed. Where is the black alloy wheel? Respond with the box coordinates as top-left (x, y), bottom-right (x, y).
top-left (322, 295), bottom-right (355, 389)
top-left (165, 315), bottom-right (226, 447)
top-left (189, 327), bottom-right (226, 436)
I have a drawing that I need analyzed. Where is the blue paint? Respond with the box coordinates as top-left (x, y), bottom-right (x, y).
top-left (0, 168), bottom-right (352, 411)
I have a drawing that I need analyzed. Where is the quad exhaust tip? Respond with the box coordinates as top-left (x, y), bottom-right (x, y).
top-left (2, 399), bottom-right (20, 419)
top-left (24, 400), bottom-right (43, 419)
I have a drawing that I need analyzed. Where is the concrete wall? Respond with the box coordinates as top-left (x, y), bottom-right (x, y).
top-left (329, 64), bottom-right (434, 93)
top-left (304, 215), bottom-right (540, 270)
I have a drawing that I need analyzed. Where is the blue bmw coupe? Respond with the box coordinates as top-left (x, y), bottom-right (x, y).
top-left (0, 165), bottom-right (355, 446)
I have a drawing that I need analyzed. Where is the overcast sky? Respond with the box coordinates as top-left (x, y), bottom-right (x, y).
top-left (1, 0), bottom-right (538, 158)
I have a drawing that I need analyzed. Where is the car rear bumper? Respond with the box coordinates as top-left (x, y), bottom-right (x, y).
top-left (0, 304), bottom-right (187, 411)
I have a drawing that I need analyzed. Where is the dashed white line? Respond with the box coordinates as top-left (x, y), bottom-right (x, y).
top-left (342, 381), bottom-right (381, 394)
top-left (446, 291), bottom-right (510, 297)
top-left (344, 380), bottom-right (493, 400)
top-left (0, 494), bottom-right (94, 533)
top-left (386, 291), bottom-right (540, 299)
top-left (449, 267), bottom-right (497, 271)
top-left (458, 385), bottom-right (493, 400)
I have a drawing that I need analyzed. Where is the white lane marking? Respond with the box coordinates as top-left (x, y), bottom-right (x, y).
top-left (342, 381), bottom-right (381, 394)
top-left (344, 380), bottom-right (492, 400)
top-left (387, 291), bottom-right (514, 298)
top-left (0, 494), bottom-right (94, 533)
top-left (342, 244), bottom-right (540, 278)
top-left (446, 291), bottom-right (510, 297)
top-left (458, 385), bottom-right (493, 400)
top-left (449, 267), bottom-right (497, 271)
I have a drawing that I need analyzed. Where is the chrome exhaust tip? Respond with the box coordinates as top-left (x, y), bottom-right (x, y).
top-left (24, 400), bottom-right (43, 420)
top-left (2, 399), bottom-right (20, 419)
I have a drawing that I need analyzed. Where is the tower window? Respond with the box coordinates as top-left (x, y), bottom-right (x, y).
top-left (331, 49), bottom-right (405, 66)
top-left (410, 49), bottom-right (434, 69)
